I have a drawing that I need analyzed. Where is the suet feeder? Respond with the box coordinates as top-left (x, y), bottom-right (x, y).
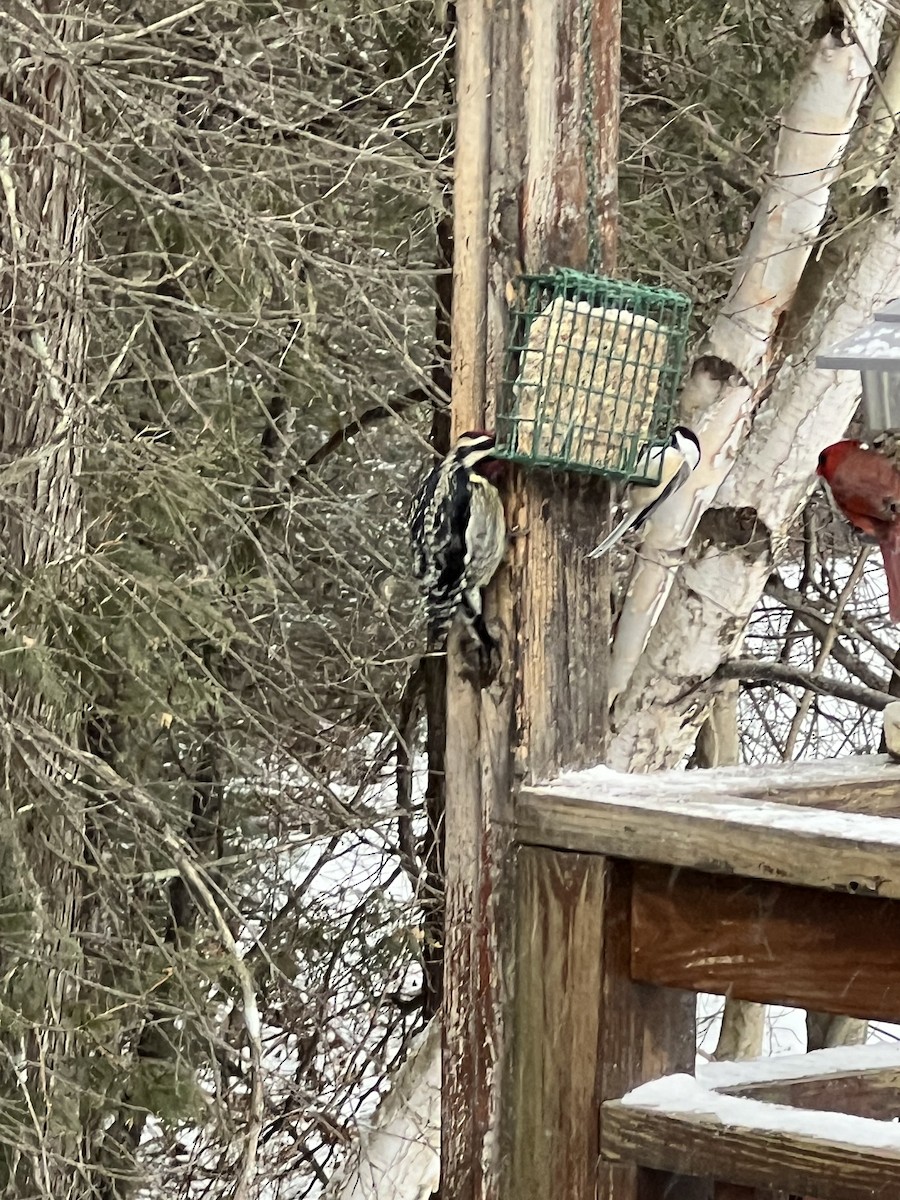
top-left (496, 270), bottom-right (692, 485)
top-left (817, 299), bottom-right (900, 435)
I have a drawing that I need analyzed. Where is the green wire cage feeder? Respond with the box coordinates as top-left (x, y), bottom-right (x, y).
top-left (496, 270), bottom-right (692, 485)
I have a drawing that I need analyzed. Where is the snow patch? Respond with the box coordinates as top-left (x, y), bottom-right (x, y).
top-left (620, 1071), bottom-right (900, 1152)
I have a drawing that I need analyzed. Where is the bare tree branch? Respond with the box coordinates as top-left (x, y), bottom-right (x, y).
top-left (719, 659), bottom-right (895, 711)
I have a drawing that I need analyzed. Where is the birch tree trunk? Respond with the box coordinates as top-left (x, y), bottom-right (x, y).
top-left (0, 3), bottom-right (88, 1192)
top-left (609, 195), bottom-right (900, 770)
top-left (607, 0), bottom-right (885, 715)
top-left (608, 0), bottom-right (888, 767)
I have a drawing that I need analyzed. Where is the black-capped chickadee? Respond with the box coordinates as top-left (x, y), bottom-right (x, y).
top-left (586, 426), bottom-right (701, 560)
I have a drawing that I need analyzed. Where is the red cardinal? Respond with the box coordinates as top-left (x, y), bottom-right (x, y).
top-left (817, 439), bottom-right (900, 622)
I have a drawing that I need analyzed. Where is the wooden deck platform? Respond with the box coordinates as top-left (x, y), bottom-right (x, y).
top-left (504, 754), bottom-right (900, 1198)
top-left (518, 754), bottom-right (900, 896)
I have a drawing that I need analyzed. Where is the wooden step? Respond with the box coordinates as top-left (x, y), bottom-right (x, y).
top-left (601, 1047), bottom-right (900, 1200)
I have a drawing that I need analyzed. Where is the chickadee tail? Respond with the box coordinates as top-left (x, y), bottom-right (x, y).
top-left (586, 508), bottom-right (643, 560)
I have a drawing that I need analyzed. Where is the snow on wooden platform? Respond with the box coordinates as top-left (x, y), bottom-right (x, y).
top-left (618, 1073), bottom-right (900, 1154)
top-left (602, 1044), bottom-right (900, 1197)
top-left (517, 754), bottom-right (900, 897)
top-left (694, 1042), bottom-right (900, 1092)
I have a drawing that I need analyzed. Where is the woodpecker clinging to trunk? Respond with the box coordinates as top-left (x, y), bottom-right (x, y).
top-left (410, 430), bottom-right (506, 664)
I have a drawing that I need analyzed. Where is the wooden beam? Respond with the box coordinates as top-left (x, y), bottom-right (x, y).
top-left (509, 852), bottom-right (705, 1200)
top-left (630, 865), bottom-right (900, 1022)
top-left (442, 7), bottom-right (504, 1197)
top-left (723, 1068), bottom-right (900, 1122)
top-left (443, 1), bottom-right (627, 1198)
top-left (517, 776), bottom-right (900, 897)
top-left (602, 1097), bottom-right (900, 1200)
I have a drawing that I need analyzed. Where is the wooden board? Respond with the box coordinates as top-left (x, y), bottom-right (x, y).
top-left (700, 1044), bottom-right (900, 1122)
top-left (509, 848), bottom-right (607, 1199)
top-left (508, 851), bottom-right (706, 1200)
top-left (630, 865), bottom-right (900, 1022)
top-left (517, 775), bottom-right (900, 897)
top-left (724, 1068), bottom-right (900, 1121)
top-left (535, 753), bottom-right (900, 812)
top-left (601, 1098), bottom-right (900, 1200)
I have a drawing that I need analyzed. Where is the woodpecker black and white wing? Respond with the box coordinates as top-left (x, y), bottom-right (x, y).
top-left (409, 432), bottom-right (505, 654)
top-left (410, 458), bottom-right (471, 648)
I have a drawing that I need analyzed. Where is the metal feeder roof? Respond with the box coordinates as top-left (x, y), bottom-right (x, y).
top-left (818, 299), bottom-right (900, 371)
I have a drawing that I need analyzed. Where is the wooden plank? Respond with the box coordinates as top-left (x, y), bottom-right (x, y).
top-left (535, 753), bottom-right (900, 811)
top-left (697, 1042), bottom-right (900, 1090)
top-left (516, 784), bottom-right (900, 897)
top-left (723, 1068), bottom-right (900, 1121)
top-left (631, 865), bottom-right (900, 1023)
top-left (601, 1098), bottom-right (900, 1200)
top-left (508, 852), bottom-right (707, 1200)
top-left (509, 848), bottom-right (606, 1198)
top-left (443, 3), bottom-right (620, 1199)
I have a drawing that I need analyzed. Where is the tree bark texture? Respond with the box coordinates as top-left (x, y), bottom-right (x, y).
top-left (607, 1), bottom-right (887, 722)
top-left (0, 3), bottom-right (88, 1193)
top-left (443, 1), bottom-right (619, 1198)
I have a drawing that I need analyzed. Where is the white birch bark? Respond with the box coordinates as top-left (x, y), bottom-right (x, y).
top-left (324, 1020), bottom-right (440, 1200)
top-left (609, 207), bottom-right (900, 770)
top-left (607, 1), bottom-right (885, 706)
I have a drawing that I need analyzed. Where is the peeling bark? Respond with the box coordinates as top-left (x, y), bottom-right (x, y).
top-left (607, 1), bottom-right (886, 706)
top-left (610, 198), bottom-right (900, 770)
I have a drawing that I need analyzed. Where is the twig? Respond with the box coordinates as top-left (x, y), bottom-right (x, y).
top-left (765, 570), bottom-right (899, 691)
top-left (782, 547), bottom-right (871, 757)
top-left (293, 386), bottom-right (433, 479)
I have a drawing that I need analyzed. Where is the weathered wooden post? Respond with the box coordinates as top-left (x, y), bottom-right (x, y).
top-left (442, 3), bottom-right (700, 1198)
top-left (446, 0), bottom-right (606, 1196)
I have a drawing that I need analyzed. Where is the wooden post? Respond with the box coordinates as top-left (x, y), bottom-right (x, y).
top-left (442, 3), bottom-right (695, 1199)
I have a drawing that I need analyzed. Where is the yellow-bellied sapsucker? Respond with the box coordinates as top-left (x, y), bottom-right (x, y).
top-left (410, 430), bottom-right (506, 659)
